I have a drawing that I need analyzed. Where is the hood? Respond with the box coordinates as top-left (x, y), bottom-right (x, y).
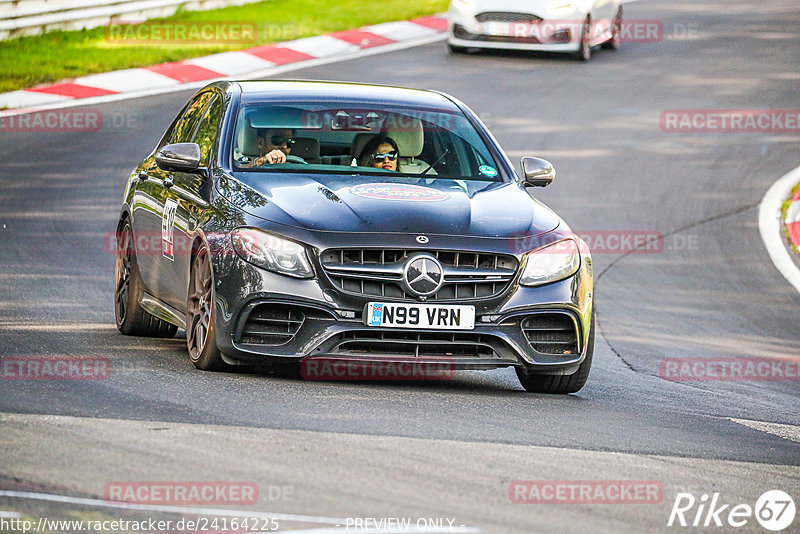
top-left (218, 172), bottom-right (560, 239)
top-left (456, 0), bottom-right (591, 16)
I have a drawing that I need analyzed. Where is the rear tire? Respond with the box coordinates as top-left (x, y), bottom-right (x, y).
top-left (186, 245), bottom-right (227, 371)
top-left (516, 312), bottom-right (595, 394)
top-left (114, 221), bottom-right (178, 338)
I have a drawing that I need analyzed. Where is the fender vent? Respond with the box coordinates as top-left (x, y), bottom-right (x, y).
top-left (522, 314), bottom-right (579, 355)
top-left (240, 304), bottom-right (305, 345)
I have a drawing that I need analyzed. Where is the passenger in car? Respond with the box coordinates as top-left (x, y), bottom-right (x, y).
top-left (358, 136), bottom-right (400, 171)
top-left (244, 128), bottom-right (295, 167)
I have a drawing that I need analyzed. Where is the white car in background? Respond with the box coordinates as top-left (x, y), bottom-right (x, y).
top-left (447, 0), bottom-right (623, 61)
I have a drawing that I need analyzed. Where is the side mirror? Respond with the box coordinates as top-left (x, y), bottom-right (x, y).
top-left (521, 157), bottom-right (555, 187)
top-left (156, 143), bottom-right (201, 173)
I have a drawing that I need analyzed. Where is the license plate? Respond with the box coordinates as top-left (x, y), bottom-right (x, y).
top-left (484, 22), bottom-right (512, 36)
top-left (366, 302), bottom-right (475, 330)
top-left (485, 22), bottom-right (539, 37)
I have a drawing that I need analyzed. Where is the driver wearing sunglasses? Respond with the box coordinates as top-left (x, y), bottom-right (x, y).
top-left (358, 136), bottom-right (400, 171)
top-left (246, 128), bottom-right (296, 167)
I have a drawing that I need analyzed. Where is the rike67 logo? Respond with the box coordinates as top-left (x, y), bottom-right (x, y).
top-left (668, 490), bottom-right (795, 531)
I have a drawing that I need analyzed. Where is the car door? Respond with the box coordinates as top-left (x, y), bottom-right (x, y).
top-left (130, 103), bottom-right (187, 298)
top-left (161, 92), bottom-right (225, 312)
top-left (130, 91), bottom-right (215, 307)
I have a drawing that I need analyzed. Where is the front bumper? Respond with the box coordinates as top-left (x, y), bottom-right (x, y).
top-left (447, 6), bottom-right (583, 52)
top-left (209, 231), bottom-right (594, 375)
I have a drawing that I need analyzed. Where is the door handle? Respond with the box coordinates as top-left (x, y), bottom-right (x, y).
top-left (138, 170), bottom-right (148, 181)
top-left (163, 176), bottom-right (174, 188)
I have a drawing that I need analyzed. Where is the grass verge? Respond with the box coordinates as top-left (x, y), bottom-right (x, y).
top-left (0, 0), bottom-right (448, 93)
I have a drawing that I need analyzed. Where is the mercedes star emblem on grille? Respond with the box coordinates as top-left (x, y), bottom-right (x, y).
top-left (403, 254), bottom-right (444, 298)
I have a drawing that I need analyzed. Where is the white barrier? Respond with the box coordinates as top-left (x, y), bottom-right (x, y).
top-left (0, 0), bottom-right (265, 39)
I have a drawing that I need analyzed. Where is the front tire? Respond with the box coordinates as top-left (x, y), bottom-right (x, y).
top-left (574, 16), bottom-right (592, 61)
top-left (516, 312), bottom-right (595, 394)
top-left (114, 221), bottom-right (178, 338)
top-left (186, 245), bottom-right (227, 371)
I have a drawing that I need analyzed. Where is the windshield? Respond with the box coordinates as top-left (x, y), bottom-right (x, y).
top-left (232, 101), bottom-right (504, 181)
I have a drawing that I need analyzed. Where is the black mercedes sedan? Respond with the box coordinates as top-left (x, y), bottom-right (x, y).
top-left (114, 80), bottom-right (594, 394)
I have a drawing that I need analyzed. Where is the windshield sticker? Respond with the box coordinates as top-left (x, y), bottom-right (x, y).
top-left (479, 165), bottom-right (498, 177)
top-left (350, 183), bottom-right (450, 202)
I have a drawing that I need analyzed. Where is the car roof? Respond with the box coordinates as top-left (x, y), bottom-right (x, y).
top-left (232, 80), bottom-right (460, 110)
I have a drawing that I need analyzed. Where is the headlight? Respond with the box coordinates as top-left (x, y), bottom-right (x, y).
top-left (452, 0), bottom-right (477, 10)
top-left (547, 1), bottom-right (577, 14)
top-left (232, 228), bottom-right (314, 279)
top-left (519, 239), bottom-right (581, 287)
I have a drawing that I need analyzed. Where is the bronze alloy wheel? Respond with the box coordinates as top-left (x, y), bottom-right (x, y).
top-left (187, 245), bottom-right (226, 370)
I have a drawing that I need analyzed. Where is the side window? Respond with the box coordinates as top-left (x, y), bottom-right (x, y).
top-left (157, 102), bottom-right (191, 150)
top-left (193, 95), bottom-right (223, 167)
top-left (171, 92), bottom-right (216, 144)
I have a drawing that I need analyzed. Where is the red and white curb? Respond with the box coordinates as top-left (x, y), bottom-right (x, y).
top-left (759, 165), bottom-right (800, 294)
top-left (0, 15), bottom-right (447, 113)
top-left (785, 188), bottom-right (800, 250)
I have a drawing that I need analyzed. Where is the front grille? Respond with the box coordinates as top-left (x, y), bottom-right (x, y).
top-left (240, 304), bottom-right (305, 345)
top-left (331, 330), bottom-right (498, 358)
top-left (453, 24), bottom-right (544, 44)
top-left (475, 12), bottom-right (543, 23)
top-left (320, 249), bottom-right (519, 301)
top-left (522, 314), bottom-right (579, 355)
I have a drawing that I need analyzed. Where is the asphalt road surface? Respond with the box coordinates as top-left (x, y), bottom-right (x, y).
top-left (1, 0), bottom-right (799, 532)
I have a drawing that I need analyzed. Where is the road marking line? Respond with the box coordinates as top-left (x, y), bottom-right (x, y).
top-left (74, 68), bottom-right (181, 93)
top-left (758, 164), bottom-right (800, 294)
top-left (27, 82), bottom-right (118, 99)
top-left (183, 51), bottom-right (276, 76)
top-left (728, 418), bottom-right (800, 444)
top-left (0, 511), bottom-right (22, 518)
top-left (0, 90), bottom-right (73, 108)
top-left (363, 21), bottom-right (440, 41)
top-left (0, 490), bottom-right (345, 525)
top-left (279, 35), bottom-right (362, 58)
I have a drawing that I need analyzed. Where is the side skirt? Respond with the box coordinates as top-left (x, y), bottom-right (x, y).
top-left (140, 293), bottom-right (186, 329)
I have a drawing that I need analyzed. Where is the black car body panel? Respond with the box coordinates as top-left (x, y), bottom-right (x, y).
top-left (117, 80), bottom-right (594, 382)
top-left (216, 173), bottom-right (561, 237)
